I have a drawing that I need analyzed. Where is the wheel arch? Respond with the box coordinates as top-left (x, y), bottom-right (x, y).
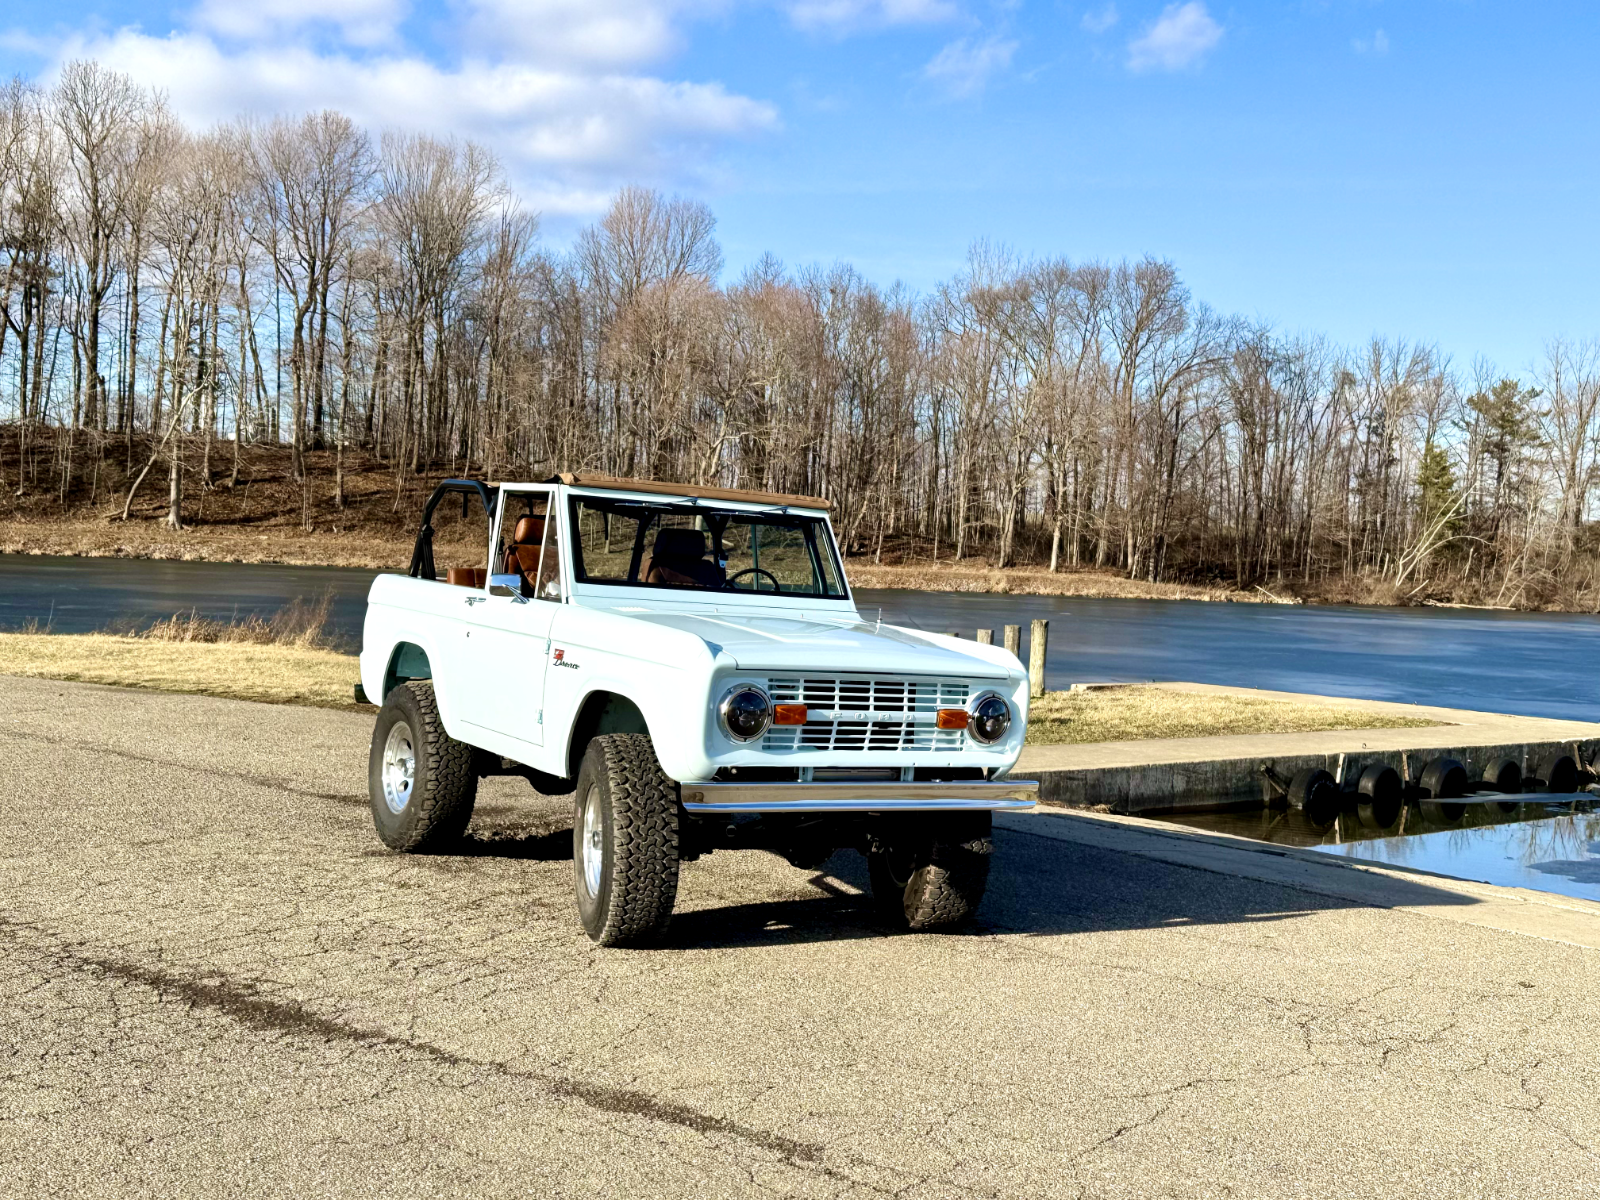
top-left (565, 689), bottom-right (651, 782)
top-left (382, 640), bottom-right (434, 701)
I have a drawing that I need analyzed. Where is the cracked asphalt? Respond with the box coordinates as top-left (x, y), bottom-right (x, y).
top-left (3, 676), bottom-right (1599, 1199)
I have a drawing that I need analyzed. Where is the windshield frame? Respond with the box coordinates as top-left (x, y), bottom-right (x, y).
top-left (565, 491), bottom-right (852, 603)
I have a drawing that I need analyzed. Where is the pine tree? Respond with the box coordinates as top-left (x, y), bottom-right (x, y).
top-left (1415, 441), bottom-right (1462, 540)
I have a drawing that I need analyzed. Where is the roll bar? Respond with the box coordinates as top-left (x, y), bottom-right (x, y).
top-left (407, 479), bottom-right (499, 581)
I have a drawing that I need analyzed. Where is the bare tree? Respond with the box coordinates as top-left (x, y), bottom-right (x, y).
top-left (52, 62), bottom-right (154, 432)
top-left (5, 74), bottom-right (1600, 610)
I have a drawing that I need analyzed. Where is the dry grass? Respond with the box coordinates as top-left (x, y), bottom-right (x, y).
top-left (0, 588), bottom-right (356, 706)
top-left (1026, 685), bottom-right (1438, 745)
top-left (130, 591), bottom-right (339, 648)
top-left (0, 633), bottom-right (362, 710)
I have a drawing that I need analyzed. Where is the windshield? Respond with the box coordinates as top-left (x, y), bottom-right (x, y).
top-left (568, 495), bottom-right (849, 600)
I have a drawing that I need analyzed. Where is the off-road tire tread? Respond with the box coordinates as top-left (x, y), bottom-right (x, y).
top-left (584, 734), bottom-right (680, 947)
top-left (371, 680), bottom-right (477, 852)
top-left (870, 814), bottom-right (993, 931)
top-left (903, 830), bottom-right (993, 930)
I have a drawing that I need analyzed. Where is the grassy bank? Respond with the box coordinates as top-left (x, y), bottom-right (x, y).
top-left (0, 634), bottom-right (362, 710)
top-left (0, 634), bottom-right (1438, 742)
top-left (1025, 685), bottom-right (1437, 745)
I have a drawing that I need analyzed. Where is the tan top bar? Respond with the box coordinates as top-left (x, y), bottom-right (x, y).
top-left (547, 473), bottom-right (832, 511)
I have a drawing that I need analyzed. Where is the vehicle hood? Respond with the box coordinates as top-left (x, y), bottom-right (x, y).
top-left (625, 611), bottom-right (1011, 679)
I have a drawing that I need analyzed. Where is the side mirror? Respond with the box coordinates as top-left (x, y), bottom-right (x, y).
top-left (488, 574), bottom-right (525, 598)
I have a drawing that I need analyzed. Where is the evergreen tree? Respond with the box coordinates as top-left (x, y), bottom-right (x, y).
top-left (1415, 440), bottom-right (1462, 540)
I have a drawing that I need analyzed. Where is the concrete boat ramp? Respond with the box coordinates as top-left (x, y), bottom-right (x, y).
top-left (1017, 682), bottom-right (1600, 815)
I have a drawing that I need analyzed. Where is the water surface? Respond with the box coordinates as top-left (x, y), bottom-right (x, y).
top-left (1160, 803), bottom-right (1600, 904)
top-left (1311, 813), bottom-right (1600, 903)
top-left (2, 554), bottom-right (1596, 720)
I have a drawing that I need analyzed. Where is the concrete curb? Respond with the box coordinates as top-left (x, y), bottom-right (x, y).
top-left (1027, 736), bottom-right (1600, 814)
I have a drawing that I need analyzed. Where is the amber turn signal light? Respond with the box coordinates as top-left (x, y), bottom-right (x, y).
top-left (936, 708), bottom-right (970, 730)
top-left (773, 704), bottom-right (808, 725)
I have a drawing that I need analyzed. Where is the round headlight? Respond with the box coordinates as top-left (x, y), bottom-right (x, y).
top-left (968, 693), bottom-right (1012, 745)
top-left (719, 686), bottom-right (772, 742)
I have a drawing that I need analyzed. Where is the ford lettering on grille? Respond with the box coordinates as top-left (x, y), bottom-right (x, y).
top-left (811, 709), bottom-right (936, 724)
top-left (761, 676), bottom-right (973, 752)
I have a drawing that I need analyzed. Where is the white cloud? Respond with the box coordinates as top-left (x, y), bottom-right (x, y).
top-left (39, 27), bottom-right (777, 210)
top-left (191, 0), bottom-right (406, 47)
top-left (1126, 1), bottom-right (1221, 72)
top-left (1081, 4), bottom-right (1118, 34)
top-left (1353, 28), bottom-right (1390, 56)
top-left (923, 35), bottom-right (1017, 98)
top-left (459, 0), bottom-right (696, 69)
top-left (786, 0), bottom-right (956, 34)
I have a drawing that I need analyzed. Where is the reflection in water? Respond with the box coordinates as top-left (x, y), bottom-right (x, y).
top-left (1161, 802), bottom-right (1600, 904)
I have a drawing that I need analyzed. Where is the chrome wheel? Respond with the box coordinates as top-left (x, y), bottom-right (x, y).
top-left (381, 720), bottom-right (416, 814)
top-left (580, 784), bottom-right (605, 897)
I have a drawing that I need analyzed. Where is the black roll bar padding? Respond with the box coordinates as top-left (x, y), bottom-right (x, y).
top-left (408, 479), bottom-right (499, 581)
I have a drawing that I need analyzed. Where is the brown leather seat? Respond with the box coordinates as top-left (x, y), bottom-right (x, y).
top-left (503, 515), bottom-right (546, 589)
top-left (644, 528), bottom-right (724, 588)
top-left (446, 567), bottom-right (487, 588)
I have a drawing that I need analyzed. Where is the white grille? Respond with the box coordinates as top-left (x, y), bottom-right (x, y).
top-left (761, 676), bottom-right (971, 752)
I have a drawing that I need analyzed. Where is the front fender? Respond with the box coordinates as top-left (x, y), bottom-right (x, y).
top-left (554, 670), bottom-right (715, 782)
top-left (542, 607), bottom-right (720, 781)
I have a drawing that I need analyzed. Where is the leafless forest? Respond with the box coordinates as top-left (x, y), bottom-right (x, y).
top-left (3, 63), bottom-right (1598, 606)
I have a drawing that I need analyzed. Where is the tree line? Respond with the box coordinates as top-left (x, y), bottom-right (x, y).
top-left (3, 62), bottom-right (1598, 606)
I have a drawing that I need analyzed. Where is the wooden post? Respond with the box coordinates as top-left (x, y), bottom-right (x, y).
top-left (976, 628), bottom-right (993, 645)
top-left (1003, 624), bottom-right (1020, 656)
top-left (1028, 618), bottom-right (1048, 698)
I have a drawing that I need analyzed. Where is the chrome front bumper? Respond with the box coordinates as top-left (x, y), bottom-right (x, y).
top-left (677, 779), bottom-right (1038, 814)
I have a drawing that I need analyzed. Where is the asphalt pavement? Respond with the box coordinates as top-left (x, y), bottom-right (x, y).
top-left (3, 677), bottom-right (1598, 1198)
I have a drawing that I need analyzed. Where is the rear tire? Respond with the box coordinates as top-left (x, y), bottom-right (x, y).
top-left (868, 813), bottom-right (993, 931)
top-left (572, 734), bottom-right (680, 947)
top-left (368, 681), bottom-right (477, 851)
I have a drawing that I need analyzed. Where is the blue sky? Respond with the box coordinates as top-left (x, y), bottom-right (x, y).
top-left (4, 1), bottom-right (1596, 372)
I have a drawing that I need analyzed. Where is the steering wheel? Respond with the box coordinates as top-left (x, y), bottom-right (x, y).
top-left (727, 567), bottom-right (781, 593)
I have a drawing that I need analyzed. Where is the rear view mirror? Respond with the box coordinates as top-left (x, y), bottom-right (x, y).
top-left (488, 574), bottom-right (526, 597)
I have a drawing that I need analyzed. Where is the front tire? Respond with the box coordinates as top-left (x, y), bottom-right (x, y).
top-left (367, 681), bottom-right (477, 851)
top-left (573, 735), bottom-right (680, 947)
top-left (868, 812), bottom-right (993, 931)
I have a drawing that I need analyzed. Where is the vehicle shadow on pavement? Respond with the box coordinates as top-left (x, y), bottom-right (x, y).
top-left (449, 793), bottom-right (574, 860)
top-left (438, 816), bottom-right (1480, 948)
top-left (666, 896), bottom-right (893, 948)
top-left (667, 851), bottom-right (902, 948)
top-left (973, 828), bottom-right (1466, 938)
top-left (452, 829), bottom-right (573, 860)
top-left (672, 830), bottom-right (1478, 948)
